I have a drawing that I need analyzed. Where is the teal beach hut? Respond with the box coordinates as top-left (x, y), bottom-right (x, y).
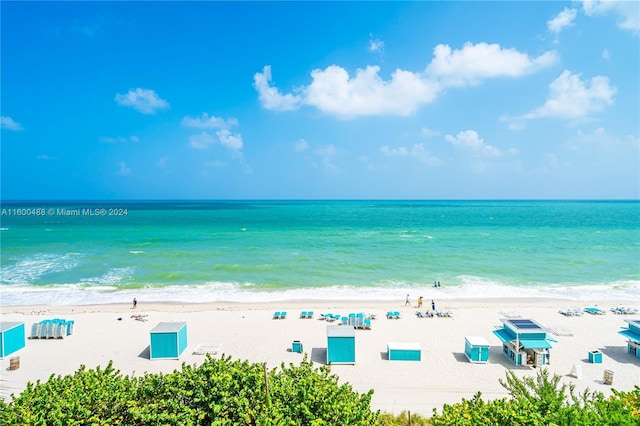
top-left (492, 318), bottom-right (555, 366)
top-left (387, 342), bottom-right (421, 361)
top-left (0, 322), bottom-right (26, 358)
top-left (326, 325), bottom-right (355, 364)
top-left (464, 336), bottom-right (490, 363)
top-left (618, 319), bottom-right (640, 359)
top-left (150, 322), bottom-right (188, 360)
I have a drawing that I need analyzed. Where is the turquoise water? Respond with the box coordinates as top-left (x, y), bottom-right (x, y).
top-left (1, 200), bottom-right (639, 305)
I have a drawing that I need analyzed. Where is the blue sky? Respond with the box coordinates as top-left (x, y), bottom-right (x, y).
top-left (1, 1), bottom-right (638, 200)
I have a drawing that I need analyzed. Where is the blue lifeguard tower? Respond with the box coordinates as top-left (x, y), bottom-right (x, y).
top-left (150, 322), bottom-right (188, 360)
top-left (618, 319), bottom-right (640, 359)
top-left (0, 322), bottom-right (25, 359)
top-left (493, 318), bottom-right (555, 366)
top-left (326, 325), bottom-right (355, 364)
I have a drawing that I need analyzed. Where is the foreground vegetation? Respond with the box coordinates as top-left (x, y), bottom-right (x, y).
top-left (0, 355), bottom-right (638, 425)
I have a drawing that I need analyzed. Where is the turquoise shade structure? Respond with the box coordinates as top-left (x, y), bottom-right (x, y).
top-left (0, 322), bottom-right (25, 358)
top-left (326, 325), bottom-right (355, 364)
top-left (150, 322), bottom-right (188, 360)
top-left (492, 318), bottom-right (554, 366)
top-left (618, 319), bottom-right (640, 359)
top-left (464, 336), bottom-right (490, 363)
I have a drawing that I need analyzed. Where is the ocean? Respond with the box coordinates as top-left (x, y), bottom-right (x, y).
top-left (1, 200), bottom-right (639, 306)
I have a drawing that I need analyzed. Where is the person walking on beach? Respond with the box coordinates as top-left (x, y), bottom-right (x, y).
top-left (133, 297), bottom-right (137, 309)
top-left (418, 296), bottom-right (423, 308)
top-left (405, 294), bottom-right (410, 307)
top-left (431, 299), bottom-right (436, 311)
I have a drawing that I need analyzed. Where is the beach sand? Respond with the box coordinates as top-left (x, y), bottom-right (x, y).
top-left (1, 299), bottom-right (639, 416)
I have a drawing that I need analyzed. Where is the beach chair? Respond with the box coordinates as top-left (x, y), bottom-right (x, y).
top-left (280, 311), bottom-right (287, 319)
top-left (306, 311), bottom-right (314, 319)
top-left (300, 311), bottom-right (307, 319)
top-left (273, 311), bottom-right (281, 319)
top-left (30, 323), bottom-right (41, 339)
top-left (584, 307), bottom-right (605, 315)
top-left (363, 318), bottom-right (371, 330)
top-left (393, 311), bottom-right (400, 319)
top-left (386, 311), bottom-right (394, 319)
top-left (340, 316), bottom-right (348, 326)
top-left (348, 313), bottom-right (356, 326)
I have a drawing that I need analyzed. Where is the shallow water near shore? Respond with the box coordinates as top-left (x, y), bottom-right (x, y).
top-left (1, 200), bottom-right (639, 305)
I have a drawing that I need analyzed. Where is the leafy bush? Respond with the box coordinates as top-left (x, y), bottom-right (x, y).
top-left (431, 369), bottom-right (640, 426)
top-left (0, 355), bottom-right (378, 425)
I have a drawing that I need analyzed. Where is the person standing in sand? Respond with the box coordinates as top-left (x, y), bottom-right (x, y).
top-left (405, 294), bottom-right (410, 306)
top-left (133, 298), bottom-right (137, 309)
top-left (431, 300), bottom-right (436, 311)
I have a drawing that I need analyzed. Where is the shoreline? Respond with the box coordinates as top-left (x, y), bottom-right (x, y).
top-left (1, 299), bottom-right (639, 415)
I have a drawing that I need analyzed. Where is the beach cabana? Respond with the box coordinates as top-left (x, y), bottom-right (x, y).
top-left (464, 336), bottom-right (490, 363)
top-left (492, 318), bottom-right (555, 366)
top-left (387, 342), bottom-right (421, 361)
top-left (618, 319), bottom-right (640, 359)
top-left (326, 325), bottom-right (355, 364)
top-left (150, 322), bottom-right (187, 360)
top-left (0, 322), bottom-right (25, 359)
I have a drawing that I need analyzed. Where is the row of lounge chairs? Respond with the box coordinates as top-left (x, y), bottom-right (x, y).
top-left (386, 311), bottom-right (401, 319)
top-left (30, 319), bottom-right (75, 339)
top-left (416, 310), bottom-right (453, 318)
top-left (273, 311), bottom-right (288, 319)
top-left (300, 311), bottom-right (314, 319)
top-left (610, 306), bottom-right (639, 315)
top-left (558, 308), bottom-right (584, 317)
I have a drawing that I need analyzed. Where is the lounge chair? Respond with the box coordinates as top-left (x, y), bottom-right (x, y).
top-left (273, 311), bottom-right (281, 319)
top-left (363, 318), bottom-right (372, 329)
top-left (300, 311), bottom-right (307, 319)
top-left (584, 307), bottom-right (605, 315)
top-left (306, 311), bottom-right (314, 319)
top-left (280, 311), bottom-right (287, 319)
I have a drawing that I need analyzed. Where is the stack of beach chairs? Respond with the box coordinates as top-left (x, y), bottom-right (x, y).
top-left (320, 312), bottom-right (373, 329)
top-left (30, 319), bottom-right (75, 339)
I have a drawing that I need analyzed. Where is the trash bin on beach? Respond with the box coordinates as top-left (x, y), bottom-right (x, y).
top-left (588, 350), bottom-right (603, 363)
top-left (603, 370), bottom-right (614, 385)
top-left (292, 340), bottom-right (303, 353)
top-left (9, 356), bottom-right (20, 370)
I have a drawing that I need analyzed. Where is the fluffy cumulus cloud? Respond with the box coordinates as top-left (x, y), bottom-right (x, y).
top-left (117, 161), bottom-right (131, 176)
top-left (304, 65), bottom-right (439, 118)
top-left (115, 88), bottom-right (169, 114)
top-left (444, 130), bottom-right (505, 157)
top-left (582, 0), bottom-right (639, 32)
top-left (548, 8), bottom-right (578, 33)
top-left (1, 116), bottom-right (23, 131)
top-left (255, 42), bottom-right (557, 119)
top-left (520, 70), bottom-right (616, 120)
top-left (425, 42), bottom-right (559, 87)
top-left (183, 113), bottom-right (243, 153)
top-left (253, 66), bottom-right (302, 111)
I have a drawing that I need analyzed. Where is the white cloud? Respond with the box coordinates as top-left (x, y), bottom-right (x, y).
top-left (369, 33), bottom-right (385, 53)
top-left (548, 8), bottom-right (578, 33)
top-left (255, 42), bottom-right (557, 119)
top-left (425, 42), bottom-right (559, 87)
top-left (602, 48), bottom-right (610, 60)
top-left (36, 154), bottom-right (57, 161)
top-left (304, 65), bottom-right (440, 118)
top-left (521, 70), bottom-right (616, 120)
top-left (189, 132), bottom-right (216, 149)
top-left (115, 88), bottom-right (169, 114)
top-left (294, 139), bottom-right (309, 152)
top-left (216, 129), bottom-right (243, 151)
top-left (117, 161), bottom-right (131, 176)
top-left (253, 65), bottom-right (302, 111)
top-left (445, 130), bottom-right (504, 157)
top-left (380, 143), bottom-right (441, 165)
top-left (182, 113), bottom-right (238, 129)
top-left (1, 116), bottom-right (23, 131)
top-left (582, 0), bottom-right (639, 32)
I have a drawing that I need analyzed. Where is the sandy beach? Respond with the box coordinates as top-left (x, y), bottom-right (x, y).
top-left (1, 298), bottom-right (639, 416)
